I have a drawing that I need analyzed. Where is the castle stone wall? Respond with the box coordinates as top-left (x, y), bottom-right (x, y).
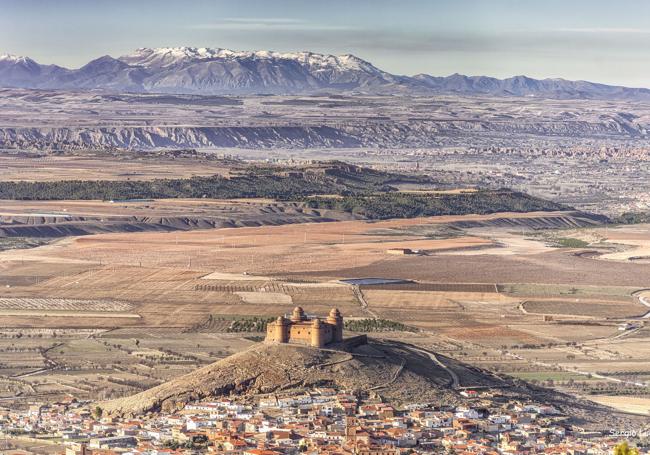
top-left (266, 307), bottom-right (343, 348)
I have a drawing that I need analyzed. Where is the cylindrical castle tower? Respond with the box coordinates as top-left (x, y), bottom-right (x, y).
top-left (290, 306), bottom-right (306, 323)
top-left (268, 316), bottom-right (289, 343)
top-left (311, 318), bottom-right (326, 348)
top-left (327, 308), bottom-right (343, 342)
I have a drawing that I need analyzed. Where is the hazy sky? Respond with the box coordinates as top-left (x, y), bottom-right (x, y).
top-left (3, 0), bottom-right (650, 87)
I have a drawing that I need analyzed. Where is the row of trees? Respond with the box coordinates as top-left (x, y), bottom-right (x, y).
top-left (0, 174), bottom-right (332, 200)
top-left (304, 190), bottom-right (567, 220)
top-left (226, 317), bottom-right (275, 333)
top-left (0, 163), bottom-right (428, 201)
top-left (615, 211), bottom-right (650, 224)
top-left (344, 318), bottom-right (417, 333)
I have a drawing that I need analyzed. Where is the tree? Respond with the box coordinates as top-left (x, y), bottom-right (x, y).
top-left (92, 406), bottom-right (103, 420)
top-left (614, 442), bottom-right (639, 455)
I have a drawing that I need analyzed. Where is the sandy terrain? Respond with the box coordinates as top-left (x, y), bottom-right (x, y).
top-left (577, 224), bottom-right (650, 262)
top-left (439, 228), bottom-right (551, 256)
top-left (585, 395), bottom-right (650, 416)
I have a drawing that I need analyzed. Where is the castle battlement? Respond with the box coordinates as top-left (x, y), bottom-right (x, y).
top-left (266, 307), bottom-right (343, 348)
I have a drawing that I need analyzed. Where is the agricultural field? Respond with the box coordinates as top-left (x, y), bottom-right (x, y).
top-left (0, 153), bottom-right (233, 182)
top-left (363, 290), bottom-right (468, 311)
top-left (522, 299), bottom-right (645, 318)
top-left (0, 327), bottom-right (257, 405)
top-left (0, 207), bottom-right (648, 413)
top-left (514, 323), bottom-right (619, 343)
top-left (508, 371), bottom-right (599, 382)
top-left (0, 297), bottom-right (132, 312)
top-left (585, 395), bottom-right (650, 416)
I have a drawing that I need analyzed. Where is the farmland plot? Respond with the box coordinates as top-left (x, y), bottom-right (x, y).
top-left (522, 299), bottom-right (645, 318)
top-left (0, 297), bottom-right (133, 312)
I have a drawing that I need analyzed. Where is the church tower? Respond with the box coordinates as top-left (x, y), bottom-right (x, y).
top-left (345, 416), bottom-right (358, 447)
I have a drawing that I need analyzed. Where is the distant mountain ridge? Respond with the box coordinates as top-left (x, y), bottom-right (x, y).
top-left (1, 47), bottom-right (650, 100)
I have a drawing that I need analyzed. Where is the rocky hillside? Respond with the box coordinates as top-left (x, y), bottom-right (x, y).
top-left (2, 89), bottom-right (649, 152)
top-left (99, 340), bottom-right (640, 428)
top-left (99, 341), bottom-right (483, 416)
top-left (2, 119), bottom-right (644, 151)
top-left (0, 202), bottom-right (361, 238)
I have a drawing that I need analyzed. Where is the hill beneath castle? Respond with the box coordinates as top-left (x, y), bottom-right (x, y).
top-left (100, 341), bottom-right (481, 416)
top-left (99, 340), bottom-right (644, 429)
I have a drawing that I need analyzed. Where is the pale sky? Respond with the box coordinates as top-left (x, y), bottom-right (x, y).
top-left (3, 0), bottom-right (650, 87)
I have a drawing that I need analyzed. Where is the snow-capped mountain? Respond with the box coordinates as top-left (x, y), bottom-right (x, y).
top-left (0, 47), bottom-right (403, 94)
top-left (0, 54), bottom-right (44, 85)
top-left (116, 47), bottom-right (402, 94)
top-left (2, 47), bottom-right (650, 100)
top-left (0, 54), bottom-right (37, 65)
top-left (119, 47), bottom-right (385, 73)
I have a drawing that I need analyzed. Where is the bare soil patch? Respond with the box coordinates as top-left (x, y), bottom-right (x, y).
top-left (585, 395), bottom-right (650, 416)
top-left (523, 299), bottom-right (645, 318)
top-left (234, 292), bottom-right (293, 305)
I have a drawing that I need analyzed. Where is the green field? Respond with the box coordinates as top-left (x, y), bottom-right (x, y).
top-left (551, 237), bottom-right (591, 248)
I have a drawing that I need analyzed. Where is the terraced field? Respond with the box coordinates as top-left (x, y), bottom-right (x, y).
top-left (0, 297), bottom-right (132, 312)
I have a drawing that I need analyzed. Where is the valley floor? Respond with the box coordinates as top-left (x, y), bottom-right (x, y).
top-left (0, 208), bottom-right (648, 428)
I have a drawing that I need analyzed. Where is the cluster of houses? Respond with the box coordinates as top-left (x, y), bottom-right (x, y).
top-left (0, 388), bottom-right (646, 454)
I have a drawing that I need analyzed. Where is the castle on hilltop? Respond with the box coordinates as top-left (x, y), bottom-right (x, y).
top-left (266, 307), bottom-right (343, 348)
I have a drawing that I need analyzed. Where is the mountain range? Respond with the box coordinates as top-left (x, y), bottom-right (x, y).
top-left (2, 47), bottom-right (650, 100)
